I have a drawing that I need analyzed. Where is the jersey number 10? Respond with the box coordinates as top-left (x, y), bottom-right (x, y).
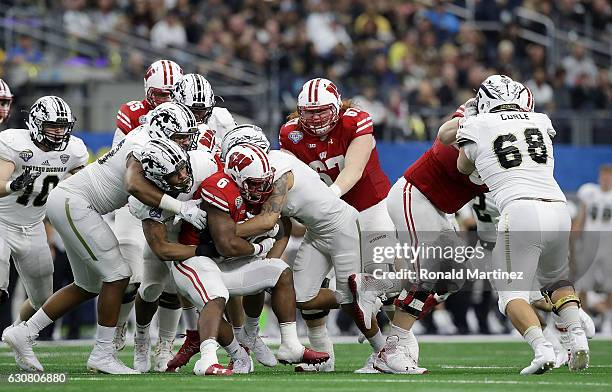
top-left (493, 128), bottom-right (548, 169)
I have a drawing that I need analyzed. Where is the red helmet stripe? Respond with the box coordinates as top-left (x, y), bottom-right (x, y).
top-left (162, 61), bottom-right (169, 86)
top-left (243, 144), bottom-right (270, 173)
top-left (313, 78), bottom-right (321, 102)
top-left (168, 61), bottom-right (174, 85)
top-left (308, 79), bottom-right (315, 103)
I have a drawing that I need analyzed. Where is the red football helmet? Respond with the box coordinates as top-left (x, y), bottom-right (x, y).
top-left (297, 78), bottom-right (342, 137)
top-left (144, 60), bottom-right (183, 108)
top-left (224, 144), bottom-right (274, 205)
top-left (0, 79), bottom-right (13, 125)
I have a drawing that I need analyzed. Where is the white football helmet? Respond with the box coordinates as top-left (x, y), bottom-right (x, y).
top-left (148, 102), bottom-right (199, 151)
top-left (0, 78), bottom-right (13, 125)
top-left (225, 144), bottom-right (274, 204)
top-left (220, 124), bottom-right (270, 162)
top-left (173, 73), bottom-right (215, 124)
top-left (144, 60), bottom-right (183, 107)
top-left (139, 138), bottom-right (193, 194)
top-left (27, 96), bottom-right (75, 151)
top-left (517, 82), bottom-right (535, 112)
top-left (297, 78), bottom-right (342, 137)
top-left (476, 74), bottom-right (526, 113)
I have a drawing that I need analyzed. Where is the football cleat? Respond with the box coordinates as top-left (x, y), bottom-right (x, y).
top-left (294, 357), bottom-right (335, 372)
top-left (2, 322), bottom-right (44, 373)
top-left (113, 322), bottom-right (127, 351)
top-left (166, 329), bottom-right (199, 372)
top-left (519, 342), bottom-right (555, 375)
top-left (153, 338), bottom-right (174, 372)
top-left (238, 329), bottom-right (277, 367)
top-left (133, 335), bottom-right (151, 373)
top-left (354, 352), bottom-right (380, 374)
top-left (579, 308), bottom-right (595, 339)
top-left (374, 336), bottom-right (428, 375)
top-left (349, 273), bottom-right (393, 330)
top-left (88, 344), bottom-right (139, 374)
top-left (567, 328), bottom-right (590, 371)
top-left (194, 361), bottom-right (233, 376)
top-left (227, 345), bottom-right (254, 374)
top-left (277, 345), bottom-right (330, 365)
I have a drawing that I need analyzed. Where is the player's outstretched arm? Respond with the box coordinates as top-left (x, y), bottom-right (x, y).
top-left (235, 171), bottom-right (293, 237)
top-left (142, 219), bottom-right (197, 261)
top-left (438, 117), bottom-right (460, 145)
top-left (330, 134), bottom-right (373, 197)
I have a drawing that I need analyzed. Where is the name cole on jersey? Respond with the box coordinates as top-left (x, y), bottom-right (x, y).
top-left (279, 107), bottom-right (390, 212)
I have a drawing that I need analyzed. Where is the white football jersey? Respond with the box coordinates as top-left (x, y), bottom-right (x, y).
top-left (577, 183), bottom-right (612, 231)
top-left (60, 125), bottom-right (152, 214)
top-left (129, 149), bottom-right (219, 239)
top-left (457, 111), bottom-right (566, 211)
top-left (0, 129), bottom-right (89, 226)
top-left (267, 150), bottom-right (357, 236)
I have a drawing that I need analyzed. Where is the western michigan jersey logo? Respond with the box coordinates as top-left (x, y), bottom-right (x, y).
top-left (19, 150), bottom-right (33, 162)
top-left (60, 154), bottom-right (70, 164)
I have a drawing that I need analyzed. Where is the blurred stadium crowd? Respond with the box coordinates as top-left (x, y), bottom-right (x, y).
top-left (1, 0), bottom-right (611, 140)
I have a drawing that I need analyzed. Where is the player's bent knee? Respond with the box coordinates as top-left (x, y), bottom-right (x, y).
top-left (138, 282), bottom-right (163, 303)
top-left (540, 280), bottom-right (580, 314)
top-left (159, 291), bottom-right (180, 309)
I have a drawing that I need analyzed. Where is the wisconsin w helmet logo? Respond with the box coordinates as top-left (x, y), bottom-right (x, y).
top-left (227, 152), bottom-right (253, 172)
top-left (326, 83), bottom-right (340, 99)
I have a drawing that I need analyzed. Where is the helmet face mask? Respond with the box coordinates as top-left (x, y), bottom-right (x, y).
top-left (140, 139), bottom-right (194, 194)
top-left (0, 79), bottom-right (12, 125)
top-left (27, 96), bottom-right (75, 151)
top-left (298, 104), bottom-right (339, 137)
top-left (225, 144), bottom-right (274, 205)
top-left (147, 88), bottom-right (173, 107)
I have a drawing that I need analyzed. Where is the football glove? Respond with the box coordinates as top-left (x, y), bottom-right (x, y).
top-left (8, 168), bottom-right (41, 192)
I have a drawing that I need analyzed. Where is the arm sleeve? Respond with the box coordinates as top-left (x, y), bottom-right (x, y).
top-left (73, 139), bottom-right (90, 168)
top-left (463, 141), bottom-right (478, 162)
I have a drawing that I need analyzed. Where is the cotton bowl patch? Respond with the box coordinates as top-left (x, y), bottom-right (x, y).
top-left (288, 130), bottom-right (303, 144)
top-left (19, 150), bottom-right (33, 162)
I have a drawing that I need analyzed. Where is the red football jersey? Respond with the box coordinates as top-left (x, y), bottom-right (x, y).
top-left (279, 107), bottom-right (391, 212)
top-left (403, 105), bottom-right (488, 214)
top-left (116, 99), bottom-right (153, 135)
top-left (179, 171), bottom-right (246, 246)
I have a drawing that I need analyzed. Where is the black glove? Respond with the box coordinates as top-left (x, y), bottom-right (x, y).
top-left (10, 169), bottom-right (41, 192)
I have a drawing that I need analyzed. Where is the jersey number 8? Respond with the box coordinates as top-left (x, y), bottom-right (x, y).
top-left (493, 128), bottom-right (548, 169)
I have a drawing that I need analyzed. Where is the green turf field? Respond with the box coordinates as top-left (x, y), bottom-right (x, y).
top-left (1, 340), bottom-right (611, 392)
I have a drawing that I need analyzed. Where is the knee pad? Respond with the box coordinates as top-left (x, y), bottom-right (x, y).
top-left (497, 291), bottom-right (530, 316)
top-left (138, 281), bottom-right (163, 303)
top-left (159, 291), bottom-right (181, 309)
top-left (122, 282), bottom-right (140, 304)
top-left (300, 309), bottom-right (330, 321)
top-left (540, 280), bottom-right (580, 314)
top-left (394, 286), bottom-right (431, 319)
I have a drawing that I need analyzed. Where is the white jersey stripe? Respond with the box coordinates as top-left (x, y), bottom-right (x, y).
top-left (355, 121), bottom-right (373, 134)
top-left (356, 117), bottom-right (372, 126)
top-left (201, 189), bottom-right (229, 207)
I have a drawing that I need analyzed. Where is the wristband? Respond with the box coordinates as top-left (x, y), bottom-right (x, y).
top-left (4, 181), bottom-right (14, 194)
top-left (159, 194), bottom-right (182, 214)
top-left (251, 243), bottom-right (262, 256)
top-left (329, 184), bottom-right (342, 197)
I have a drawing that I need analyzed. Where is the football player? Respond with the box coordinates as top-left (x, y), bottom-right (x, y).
top-left (221, 137), bottom-right (388, 373)
top-left (0, 79), bottom-right (13, 128)
top-left (166, 125), bottom-right (277, 371)
top-left (2, 103), bottom-right (205, 374)
top-left (112, 60), bottom-right (184, 356)
top-left (573, 165), bottom-right (612, 335)
top-left (0, 96), bottom-right (88, 316)
top-left (456, 76), bottom-right (589, 374)
top-left (127, 138), bottom-right (254, 375)
top-left (279, 78), bottom-right (399, 373)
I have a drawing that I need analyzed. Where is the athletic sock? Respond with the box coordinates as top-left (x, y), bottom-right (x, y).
top-left (279, 321), bottom-right (301, 348)
top-left (244, 316), bottom-right (260, 336)
top-left (26, 309), bottom-right (53, 335)
top-left (182, 306), bottom-right (199, 331)
top-left (367, 330), bottom-right (385, 352)
top-left (223, 337), bottom-right (242, 360)
top-left (523, 326), bottom-right (547, 352)
top-left (307, 324), bottom-right (334, 360)
top-left (96, 324), bottom-right (116, 347)
top-left (158, 306), bottom-right (181, 342)
top-left (136, 322), bottom-right (151, 340)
